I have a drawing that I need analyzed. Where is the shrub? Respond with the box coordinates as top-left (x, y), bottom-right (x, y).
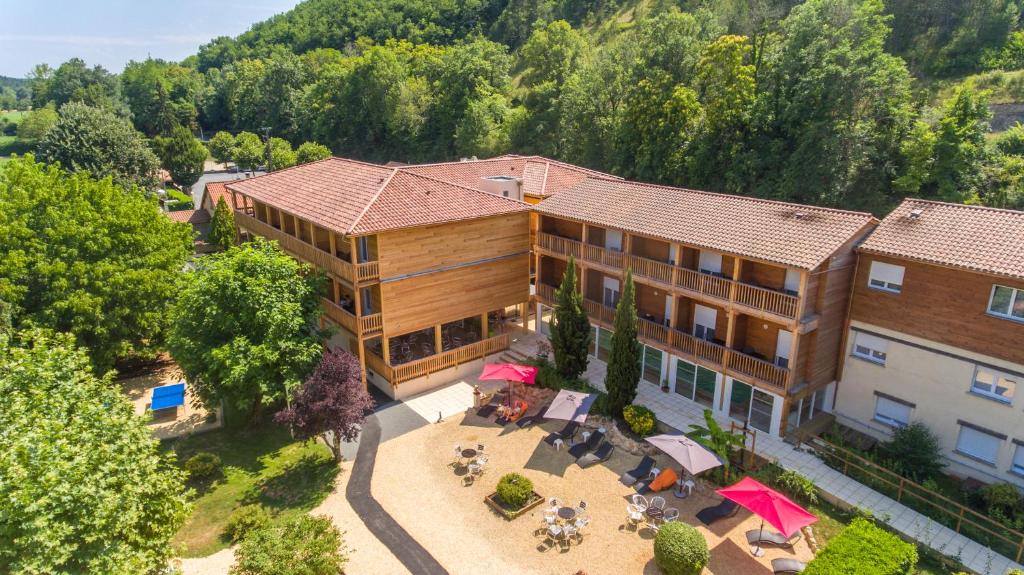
top-left (184, 452), bottom-right (222, 480)
top-left (623, 404), bottom-right (656, 436)
top-left (979, 482), bottom-right (1023, 513)
top-left (775, 469), bottom-right (818, 506)
top-left (881, 421), bottom-right (944, 481)
top-left (165, 187), bottom-right (194, 210)
top-left (495, 472), bottom-right (533, 509)
top-left (230, 514), bottom-right (346, 575)
top-left (225, 505), bottom-right (271, 543)
top-left (803, 518), bottom-right (917, 575)
top-left (653, 521), bottom-right (709, 575)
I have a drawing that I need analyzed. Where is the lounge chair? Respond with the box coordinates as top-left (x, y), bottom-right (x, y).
top-left (507, 400), bottom-right (528, 423)
top-left (620, 456), bottom-right (657, 486)
top-left (771, 558), bottom-right (806, 574)
top-left (476, 403), bottom-right (497, 418)
top-left (515, 413), bottom-right (545, 429)
top-left (568, 430), bottom-right (605, 458)
top-left (544, 421), bottom-right (579, 446)
top-left (696, 499), bottom-right (740, 526)
top-left (747, 529), bottom-right (802, 548)
top-left (639, 468), bottom-right (677, 494)
top-left (576, 442), bottom-right (614, 468)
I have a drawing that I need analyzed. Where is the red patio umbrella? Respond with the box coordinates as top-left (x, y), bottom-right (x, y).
top-left (716, 476), bottom-right (817, 556)
top-left (479, 363), bottom-right (538, 407)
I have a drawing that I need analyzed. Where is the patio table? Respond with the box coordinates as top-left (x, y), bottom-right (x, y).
top-left (557, 507), bottom-right (577, 521)
top-left (461, 448), bottom-right (478, 460)
top-left (645, 506), bottom-right (664, 524)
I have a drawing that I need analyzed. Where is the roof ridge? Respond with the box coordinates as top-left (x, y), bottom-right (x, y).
top-left (539, 161), bottom-right (550, 196)
top-left (524, 155), bottom-right (621, 178)
top-left (580, 176), bottom-right (875, 219)
top-left (902, 197), bottom-right (1024, 217)
top-left (399, 170), bottom-right (530, 207)
top-left (347, 168), bottom-right (401, 235)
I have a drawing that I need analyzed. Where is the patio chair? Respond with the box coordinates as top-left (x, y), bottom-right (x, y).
top-left (663, 508), bottom-right (680, 522)
top-left (507, 400), bottom-right (528, 423)
top-left (771, 558), bottom-right (807, 574)
top-left (620, 456), bottom-right (657, 486)
top-left (626, 504), bottom-right (644, 528)
top-left (631, 494), bottom-right (649, 512)
top-left (637, 468), bottom-right (677, 494)
top-left (746, 529), bottom-right (802, 548)
top-left (559, 524), bottom-right (576, 549)
top-left (477, 444), bottom-right (485, 454)
top-left (574, 500), bottom-right (588, 517)
top-left (649, 496), bottom-right (666, 511)
top-left (573, 517), bottom-right (589, 542)
top-left (544, 421), bottom-right (579, 446)
top-left (544, 524), bottom-right (562, 548)
top-left (567, 429), bottom-right (605, 458)
top-left (576, 442), bottom-right (614, 468)
top-left (450, 444), bottom-right (463, 466)
top-left (696, 499), bottom-right (740, 526)
top-left (515, 413), bottom-right (545, 429)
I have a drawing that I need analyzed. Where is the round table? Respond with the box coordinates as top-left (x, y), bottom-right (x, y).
top-left (461, 448), bottom-right (478, 460)
top-left (645, 507), bottom-right (664, 524)
top-left (557, 507), bottom-right (577, 521)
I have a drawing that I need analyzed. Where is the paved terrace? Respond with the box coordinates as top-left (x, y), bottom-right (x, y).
top-left (506, 329), bottom-right (1024, 575)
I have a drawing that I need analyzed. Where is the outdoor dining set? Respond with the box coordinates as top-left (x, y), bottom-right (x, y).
top-left (539, 497), bottom-right (591, 550)
top-left (450, 443), bottom-right (488, 485)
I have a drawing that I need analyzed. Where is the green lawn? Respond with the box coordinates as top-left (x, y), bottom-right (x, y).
top-left (165, 421), bottom-right (339, 557)
top-left (0, 110), bottom-right (25, 123)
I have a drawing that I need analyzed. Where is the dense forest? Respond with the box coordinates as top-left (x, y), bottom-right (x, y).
top-left (19, 0), bottom-right (1024, 213)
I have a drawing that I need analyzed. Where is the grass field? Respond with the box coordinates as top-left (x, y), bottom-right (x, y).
top-left (0, 110), bottom-right (26, 123)
top-left (165, 420), bottom-right (339, 557)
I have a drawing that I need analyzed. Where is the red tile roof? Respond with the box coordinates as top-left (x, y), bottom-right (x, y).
top-left (858, 199), bottom-right (1024, 280)
top-left (225, 158), bottom-right (527, 236)
top-left (536, 178), bottom-right (877, 270)
top-left (400, 155), bottom-right (618, 198)
top-left (202, 181), bottom-right (231, 212)
top-left (164, 209), bottom-right (211, 225)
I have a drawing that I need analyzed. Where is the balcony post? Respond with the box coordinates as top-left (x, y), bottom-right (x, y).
top-left (381, 334), bottom-right (390, 366)
top-left (729, 258), bottom-right (741, 301)
top-left (358, 337), bottom-right (368, 388)
top-left (797, 270), bottom-right (810, 320)
top-left (329, 231), bottom-right (337, 257)
top-left (668, 294), bottom-right (678, 329)
top-left (481, 312), bottom-right (489, 339)
top-left (349, 236), bottom-right (359, 282)
top-left (332, 278), bottom-right (340, 303)
top-left (786, 332), bottom-right (801, 391)
top-left (309, 221), bottom-right (316, 248)
top-left (292, 214), bottom-right (300, 239)
top-left (434, 324), bottom-right (443, 354)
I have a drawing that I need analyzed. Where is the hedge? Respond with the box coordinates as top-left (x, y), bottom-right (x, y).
top-left (653, 521), bottom-right (709, 575)
top-left (804, 518), bottom-right (917, 575)
top-left (496, 473), bottom-right (533, 510)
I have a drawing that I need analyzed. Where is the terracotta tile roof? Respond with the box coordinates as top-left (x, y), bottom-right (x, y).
top-left (399, 155), bottom-right (618, 198)
top-left (164, 209), bottom-right (211, 225)
top-left (202, 181), bottom-right (231, 211)
top-left (536, 178), bottom-right (877, 270)
top-left (225, 158), bottom-right (527, 236)
top-left (858, 199), bottom-right (1024, 280)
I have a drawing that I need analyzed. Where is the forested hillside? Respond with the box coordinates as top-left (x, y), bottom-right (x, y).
top-left (22, 0), bottom-right (1024, 213)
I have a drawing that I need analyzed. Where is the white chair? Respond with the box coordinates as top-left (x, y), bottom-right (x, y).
top-left (545, 523), bottom-right (562, 547)
top-left (648, 467), bottom-right (661, 480)
top-left (559, 524), bottom-right (577, 548)
top-left (575, 500), bottom-right (588, 518)
top-left (627, 504), bottom-right (644, 527)
top-left (553, 438), bottom-right (564, 451)
top-left (451, 445), bottom-right (462, 466)
top-left (631, 494), bottom-right (649, 512)
top-left (581, 430), bottom-right (592, 443)
top-left (650, 496), bottom-right (667, 511)
top-left (573, 517), bottom-right (589, 542)
top-left (663, 507), bottom-right (680, 522)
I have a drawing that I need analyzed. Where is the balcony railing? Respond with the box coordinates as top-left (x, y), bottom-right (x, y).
top-left (360, 313), bottom-right (383, 336)
top-left (321, 299), bottom-right (384, 338)
top-left (728, 351), bottom-right (789, 390)
top-left (538, 232), bottom-right (799, 321)
top-left (369, 333), bottom-right (511, 385)
top-left (236, 212), bottom-right (380, 283)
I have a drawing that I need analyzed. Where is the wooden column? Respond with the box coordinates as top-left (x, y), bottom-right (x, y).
top-left (481, 312), bottom-right (489, 339)
top-left (358, 338), bottom-right (368, 388)
top-left (668, 294), bottom-right (678, 329)
top-left (786, 331), bottom-right (801, 392)
top-left (329, 231), bottom-right (337, 258)
top-left (292, 214), bottom-right (301, 239)
top-left (778, 396), bottom-right (792, 437)
top-left (381, 335), bottom-right (390, 366)
top-left (434, 324), bottom-right (443, 354)
top-left (276, 208), bottom-right (284, 229)
top-left (309, 221), bottom-right (316, 249)
top-left (332, 277), bottom-right (339, 303)
top-left (353, 280), bottom-right (363, 318)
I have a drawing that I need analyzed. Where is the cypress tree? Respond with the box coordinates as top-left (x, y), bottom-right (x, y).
top-left (208, 196), bottom-right (237, 250)
top-left (605, 270), bottom-right (642, 417)
top-left (550, 256), bottom-right (591, 379)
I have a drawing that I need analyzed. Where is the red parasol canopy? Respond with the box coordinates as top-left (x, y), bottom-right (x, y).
top-left (479, 363), bottom-right (538, 384)
top-left (716, 476), bottom-right (817, 539)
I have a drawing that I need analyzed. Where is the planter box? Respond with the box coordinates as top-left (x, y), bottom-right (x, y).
top-left (484, 490), bottom-right (545, 520)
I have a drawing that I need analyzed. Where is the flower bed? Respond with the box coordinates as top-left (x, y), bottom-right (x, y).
top-left (484, 490), bottom-right (545, 520)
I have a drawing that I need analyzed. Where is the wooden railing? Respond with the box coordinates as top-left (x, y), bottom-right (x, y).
top-left (728, 351), bottom-right (789, 390)
top-left (668, 328), bottom-right (727, 367)
top-left (322, 298), bottom-right (358, 334)
top-left (626, 254), bottom-right (675, 285)
top-left (360, 313), bottom-right (383, 335)
top-left (735, 282), bottom-right (798, 319)
top-left (537, 283), bottom-right (557, 304)
top-left (389, 333), bottom-right (511, 385)
top-left (637, 317), bottom-right (670, 346)
top-left (806, 436), bottom-right (1024, 564)
top-left (538, 232), bottom-right (582, 259)
top-left (365, 351), bottom-right (392, 382)
top-left (357, 261), bottom-right (380, 282)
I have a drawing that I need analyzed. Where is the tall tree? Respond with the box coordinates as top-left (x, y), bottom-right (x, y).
top-left (40, 102), bottom-right (160, 190)
top-left (931, 84), bottom-right (991, 202)
top-left (155, 125), bottom-right (208, 192)
top-left (14, 107), bottom-right (58, 143)
top-left (604, 271), bottom-right (641, 417)
top-left (168, 239), bottom-right (326, 421)
top-left (208, 130), bottom-right (237, 165)
top-left (229, 515), bottom-right (347, 575)
top-left (0, 329), bottom-right (190, 574)
top-left (296, 141), bottom-right (332, 164)
top-left (275, 348), bottom-right (375, 462)
top-left (268, 137), bottom-right (297, 171)
top-left (0, 156), bottom-right (192, 372)
top-left (549, 256), bottom-right (590, 380)
top-left (208, 196), bottom-right (238, 250)
top-left (233, 131), bottom-right (265, 174)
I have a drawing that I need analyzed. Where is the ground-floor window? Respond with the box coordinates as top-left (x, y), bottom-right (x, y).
top-left (728, 379), bottom-right (774, 433)
top-left (674, 359), bottom-right (717, 409)
top-left (955, 423), bottom-right (1003, 465)
top-left (1012, 445), bottom-right (1024, 476)
top-left (642, 345), bottom-right (663, 384)
top-left (873, 395), bottom-right (911, 427)
top-left (596, 326), bottom-right (613, 361)
top-left (588, 325), bottom-right (598, 357)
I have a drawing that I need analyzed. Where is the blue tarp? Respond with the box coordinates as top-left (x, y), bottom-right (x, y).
top-left (151, 382), bottom-right (186, 411)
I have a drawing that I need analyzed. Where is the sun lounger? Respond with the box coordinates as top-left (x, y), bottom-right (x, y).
top-left (647, 468), bottom-right (678, 492)
top-left (696, 499), bottom-right (739, 525)
top-left (544, 421), bottom-right (579, 446)
top-left (476, 404), bottom-right (497, 418)
top-left (620, 456), bottom-right (657, 486)
top-left (747, 529), bottom-right (801, 548)
top-left (568, 430), bottom-right (605, 458)
top-left (516, 413), bottom-right (545, 428)
top-left (507, 400), bottom-right (528, 422)
top-left (576, 442), bottom-right (614, 468)
top-left (771, 558), bottom-right (806, 574)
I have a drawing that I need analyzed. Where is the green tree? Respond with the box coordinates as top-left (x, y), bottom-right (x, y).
top-left (30, 57), bottom-right (123, 112)
top-left (454, 91), bottom-right (520, 158)
top-left (40, 101), bottom-right (160, 190)
top-left (209, 196), bottom-right (238, 249)
top-left (121, 58), bottom-right (205, 135)
top-left (931, 83), bottom-right (991, 202)
top-left (549, 256), bottom-right (590, 380)
top-left (167, 239), bottom-right (326, 421)
top-left (15, 106), bottom-right (58, 142)
top-left (0, 156), bottom-right (192, 371)
top-left (155, 125), bottom-right (208, 192)
top-left (233, 131), bottom-right (265, 174)
top-left (209, 130), bottom-right (237, 165)
top-left (230, 515), bottom-right (347, 575)
top-left (296, 141), bottom-right (331, 164)
top-left (0, 329), bottom-right (190, 574)
top-left (604, 271), bottom-right (641, 417)
top-left (268, 137), bottom-right (297, 170)
top-left (688, 409), bottom-right (744, 481)
top-left (517, 20), bottom-right (588, 156)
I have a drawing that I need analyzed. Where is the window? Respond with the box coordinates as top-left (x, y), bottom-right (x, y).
top-left (971, 367), bottom-right (1016, 404)
top-left (873, 396), bottom-right (911, 427)
top-left (988, 285), bottom-right (1024, 321)
top-left (674, 360), bottom-right (717, 408)
top-left (955, 424), bottom-right (1003, 465)
top-left (868, 261), bottom-right (905, 293)
top-left (642, 345), bottom-right (663, 384)
top-left (1012, 445), bottom-right (1024, 476)
top-left (852, 332), bottom-right (888, 365)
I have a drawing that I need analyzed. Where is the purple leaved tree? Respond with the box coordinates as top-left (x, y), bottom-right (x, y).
top-left (276, 348), bottom-right (375, 462)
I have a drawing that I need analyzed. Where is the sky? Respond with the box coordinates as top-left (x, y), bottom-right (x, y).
top-left (0, 0), bottom-right (302, 78)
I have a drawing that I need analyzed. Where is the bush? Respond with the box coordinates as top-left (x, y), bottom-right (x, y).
top-left (623, 404), bottom-right (656, 436)
top-left (495, 472), bottom-right (533, 509)
top-left (225, 505), bottom-right (271, 543)
top-left (775, 469), bottom-right (818, 506)
top-left (165, 187), bottom-right (194, 210)
top-left (653, 521), bottom-right (709, 575)
top-left (230, 514), bottom-right (346, 575)
top-left (184, 452), bottom-right (222, 480)
top-left (803, 518), bottom-right (917, 575)
top-left (979, 482), bottom-right (1023, 513)
top-left (881, 421), bottom-right (944, 481)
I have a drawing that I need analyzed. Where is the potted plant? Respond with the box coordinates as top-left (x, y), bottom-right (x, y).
top-left (485, 472), bottom-right (544, 520)
top-left (661, 378), bottom-right (670, 393)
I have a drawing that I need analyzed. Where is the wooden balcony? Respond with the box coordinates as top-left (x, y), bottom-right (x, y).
top-left (727, 352), bottom-right (789, 390)
top-left (367, 333), bottom-right (511, 385)
top-left (321, 298), bottom-right (384, 338)
top-left (360, 313), bottom-right (383, 337)
top-left (538, 232), bottom-right (799, 321)
top-left (236, 212), bottom-right (380, 283)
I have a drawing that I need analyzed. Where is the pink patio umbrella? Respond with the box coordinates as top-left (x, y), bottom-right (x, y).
top-left (716, 476), bottom-right (817, 556)
top-left (479, 363), bottom-right (538, 407)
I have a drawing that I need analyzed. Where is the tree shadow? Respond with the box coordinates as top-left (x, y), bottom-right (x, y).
top-left (243, 452), bottom-right (338, 512)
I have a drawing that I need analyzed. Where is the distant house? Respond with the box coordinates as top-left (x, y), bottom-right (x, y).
top-left (163, 208), bottom-right (214, 253)
top-left (199, 181), bottom-right (231, 216)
